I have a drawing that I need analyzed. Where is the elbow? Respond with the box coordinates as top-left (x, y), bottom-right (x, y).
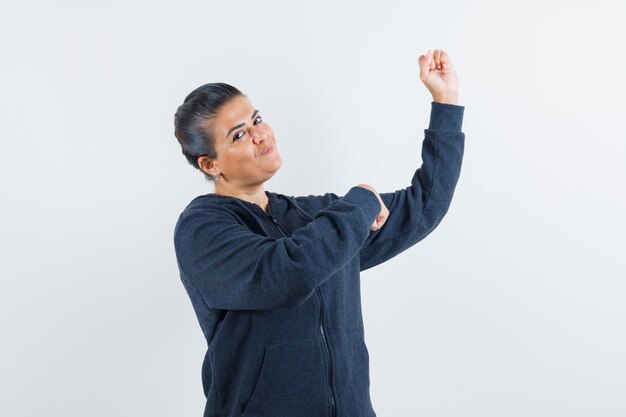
top-left (412, 206), bottom-right (450, 244)
top-left (273, 285), bottom-right (318, 309)
top-left (235, 265), bottom-right (325, 311)
top-left (274, 266), bottom-right (325, 309)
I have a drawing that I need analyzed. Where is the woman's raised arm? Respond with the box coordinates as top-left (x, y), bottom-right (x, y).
top-left (359, 101), bottom-right (465, 271)
top-left (359, 48), bottom-right (465, 271)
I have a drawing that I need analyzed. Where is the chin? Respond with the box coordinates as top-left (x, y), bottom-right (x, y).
top-left (270, 153), bottom-right (282, 168)
top-left (266, 157), bottom-right (282, 177)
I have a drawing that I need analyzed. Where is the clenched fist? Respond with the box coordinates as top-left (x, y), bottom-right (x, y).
top-left (418, 49), bottom-right (459, 105)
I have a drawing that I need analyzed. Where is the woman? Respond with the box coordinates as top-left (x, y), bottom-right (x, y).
top-left (173, 48), bottom-right (464, 417)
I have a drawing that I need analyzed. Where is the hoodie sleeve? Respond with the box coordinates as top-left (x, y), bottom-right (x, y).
top-left (174, 185), bottom-right (381, 311)
top-left (359, 101), bottom-right (465, 272)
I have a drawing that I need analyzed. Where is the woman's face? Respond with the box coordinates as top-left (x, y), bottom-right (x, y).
top-left (205, 95), bottom-right (282, 185)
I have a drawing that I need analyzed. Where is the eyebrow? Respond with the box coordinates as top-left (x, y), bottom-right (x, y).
top-left (226, 109), bottom-right (259, 139)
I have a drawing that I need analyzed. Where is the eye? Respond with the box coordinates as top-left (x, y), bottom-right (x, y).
top-left (233, 116), bottom-right (263, 142)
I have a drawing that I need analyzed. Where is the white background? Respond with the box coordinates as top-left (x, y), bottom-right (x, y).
top-left (2, 1), bottom-right (625, 416)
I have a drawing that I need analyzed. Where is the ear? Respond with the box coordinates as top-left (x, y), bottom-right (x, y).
top-left (198, 156), bottom-right (219, 177)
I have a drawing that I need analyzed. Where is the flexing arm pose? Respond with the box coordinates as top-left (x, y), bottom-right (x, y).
top-left (360, 48), bottom-right (460, 232)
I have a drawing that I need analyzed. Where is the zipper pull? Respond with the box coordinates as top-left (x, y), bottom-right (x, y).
top-left (267, 212), bottom-right (288, 237)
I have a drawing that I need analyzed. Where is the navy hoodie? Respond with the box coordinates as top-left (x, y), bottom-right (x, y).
top-left (173, 101), bottom-right (465, 417)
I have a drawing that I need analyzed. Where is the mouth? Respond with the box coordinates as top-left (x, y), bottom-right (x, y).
top-left (261, 145), bottom-right (274, 155)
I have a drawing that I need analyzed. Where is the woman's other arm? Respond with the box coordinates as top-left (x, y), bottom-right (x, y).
top-left (174, 185), bottom-right (381, 311)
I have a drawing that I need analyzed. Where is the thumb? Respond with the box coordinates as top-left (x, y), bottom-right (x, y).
top-left (418, 50), bottom-right (433, 82)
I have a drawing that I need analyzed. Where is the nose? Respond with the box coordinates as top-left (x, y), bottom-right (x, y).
top-left (252, 130), bottom-right (266, 144)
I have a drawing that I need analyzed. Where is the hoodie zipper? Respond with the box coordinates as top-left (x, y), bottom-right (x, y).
top-left (317, 289), bottom-right (337, 417)
top-left (266, 210), bottom-right (288, 237)
top-left (264, 205), bottom-right (337, 417)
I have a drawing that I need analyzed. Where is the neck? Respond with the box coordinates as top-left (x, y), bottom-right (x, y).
top-left (214, 182), bottom-right (269, 213)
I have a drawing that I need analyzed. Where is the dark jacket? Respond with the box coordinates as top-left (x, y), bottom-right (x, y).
top-left (173, 101), bottom-right (465, 417)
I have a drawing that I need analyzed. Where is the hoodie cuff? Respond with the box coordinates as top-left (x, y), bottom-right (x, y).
top-left (428, 101), bottom-right (465, 132)
top-left (343, 186), bottom-right (381, 224)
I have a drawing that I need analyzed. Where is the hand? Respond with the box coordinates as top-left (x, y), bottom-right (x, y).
top-left (357, 184), bottom-right (389, 231)
top-left (417, 49), bottom-right (459, 105)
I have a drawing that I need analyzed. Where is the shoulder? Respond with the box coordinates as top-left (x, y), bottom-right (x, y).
top-left (174, 194), bottom-right (253, 239)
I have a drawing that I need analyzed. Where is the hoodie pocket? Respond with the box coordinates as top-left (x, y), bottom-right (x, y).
top-left (242, 337), bottom-right (331, 417)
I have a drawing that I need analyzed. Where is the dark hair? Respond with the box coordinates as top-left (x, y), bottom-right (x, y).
top-left (174, 82), bottom-right (245, 182)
